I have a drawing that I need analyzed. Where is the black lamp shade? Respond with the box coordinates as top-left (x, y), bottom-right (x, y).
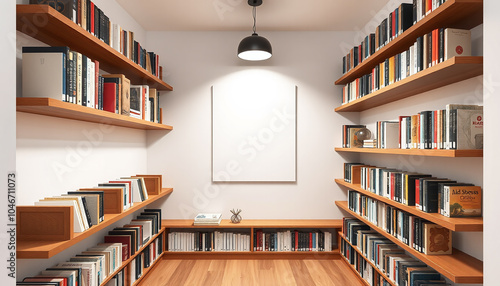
top-left (238, 33), bottom-right (272, 61)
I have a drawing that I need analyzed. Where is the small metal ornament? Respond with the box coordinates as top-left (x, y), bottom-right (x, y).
top-left (230, 209), bottom-right (242, 223)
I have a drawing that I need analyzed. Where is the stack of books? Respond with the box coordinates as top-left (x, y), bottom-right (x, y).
top-left (193, 213), bottom-right (222, 226)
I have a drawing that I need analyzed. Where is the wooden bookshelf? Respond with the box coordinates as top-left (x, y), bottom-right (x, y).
top-left (336, 201), bottom-right (483, 283)
top-left (335, 56), bottom-right (483, 112)
top-left (17, 5), bottom-right (173, 91)
top-left (335, 0), bottom-right (483, 86)
top-left (101, 228), bottom-right (165, 286)
top-left (334, 147), bottom-right (483, 157)
top-left (17, 98), bottom-right (173, 130)
top-left (17, 188), bottom-right (173, 259)
top-left (335, 179), bottom-right (483, 231)
top-left (163, 219), bottom-right (342, 258)
top-left (339, 233), bottom-right (395, 286)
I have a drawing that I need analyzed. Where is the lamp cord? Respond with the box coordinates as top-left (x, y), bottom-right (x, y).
top-left (252, 6), bottom-right (257, 34)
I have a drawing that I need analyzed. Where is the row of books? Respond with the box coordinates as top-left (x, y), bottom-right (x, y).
top-left (342, 218), bottom-right (449, 285)
top-left (167, 231), bottom-right (251, 252)
top-left (30, 0), bottom-right (161, 78)
top-left (344, 163), bottom-right (482, 218)
top-left (254, 230), bottom-right (335, 252)
top-left (104, 209), bottom-right (163, 285)
top-left (341, 240), bottom-right (391, 286)
top-left (342, 103), bottom-right (483, 151)
top-left (342, 0), bottom-right (449, 75)
top-left (17, 209), bottom-right (163, 286)
top-left (364, 163), bottom-right (480, 216)
top-left (342, 27), bottom-right (471, 105)
top-left (32, 175), bottom-right (151, 233)
top-left (22, 46), bottom-right (161, 123)
top-left (347, 191), bottom-right (452, 255)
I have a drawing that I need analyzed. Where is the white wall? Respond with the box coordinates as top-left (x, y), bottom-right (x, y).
top-left (16, 0), bottom-right (154, 279)
top-left (145, 30), bottom-right (360, 220)
top-left (483, 0), bottom-right (499, 284)
top-left (1, 1), bottom-right (16, 285)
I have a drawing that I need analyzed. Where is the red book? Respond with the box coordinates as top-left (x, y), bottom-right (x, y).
top-left (93, 60), bottom-right (99, 109)
top-left (433, 110), bottom-right (438, 149)
top-left (432, 29), bottom-right (438, 66)
top-left (426, 0), bottom-right (432, 15)
top-left (415, 180), bottom-right (421, 209)
top-left (141, 86), bottom-right (146, 120)
top-left (103, 82), bottom-right (117, 113)
top-left (104, 235), bottom-right (131, 261)
top-left (355, 78), bottom-right (359, 99)
top-left (390, 172), bottom-right (396, 200)
top-left (90, 2), bottom-right (95, 35)
top-left (358, 44), bottom-right (362, 65)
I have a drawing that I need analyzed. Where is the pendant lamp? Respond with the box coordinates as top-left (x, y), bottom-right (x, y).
top-left (237, 0), bottom-right (272, 61)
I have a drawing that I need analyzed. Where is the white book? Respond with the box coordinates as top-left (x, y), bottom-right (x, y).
top-left (22, 47), bottom-right (68, 102)
top-left (445, 28), bottom-right (471, 60)
top-left (94, 243), bottom-right (122, 270)
top-left (81, 251), bottom-right (111, 277)
top-left (57, 261), bottom-right (96, 286)
top-left (35, 199), bottom-right (85, 232)
top-left (89, 60), bottom-right (95, 108)
top-left (70, 256), bottom-right (105, 284)
top-left (76, 52), bottom-right (83, 105)
top-left (112, 23), bottom-right (121, 52)
top-left (383, 122), bottom-right (399, 149)
top-left (129, 85), bottom-right (143, 119)
top-left (114, 178), bottom-right (143, 203)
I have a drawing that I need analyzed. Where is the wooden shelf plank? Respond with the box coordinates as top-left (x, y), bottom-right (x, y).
top-left (334, 147), bottom-right (483, 157)
top-left (163, 219), bottom-right (343, 229)
top-left (17, 98), bottom-right (173, 130)
top-left (335, 179), bottom-right (483, 231)
top-left (339, 233), bottom-right (396, 286)
top-left (17, 188), bottom-right (173, 259)
top-left (335, 56), bottom-right (483, 112)
top-left (335, 201), bottom-right (483, 283)
top-left (335, 0), bottom-right (483, 86)
top-left (101, 229), bottom-right (165, 286)
top-left (16, 5), bottom-right (173, 91)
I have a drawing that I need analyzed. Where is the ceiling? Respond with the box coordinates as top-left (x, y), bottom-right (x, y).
top-left (114, 0), bottom-right (389, 31)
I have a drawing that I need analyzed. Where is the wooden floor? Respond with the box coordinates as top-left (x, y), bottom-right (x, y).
top-left (139, 259), bottom-right (363, 286)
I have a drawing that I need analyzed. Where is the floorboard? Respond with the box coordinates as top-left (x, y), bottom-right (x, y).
top-left (138, 258), bottom-right (363, 286)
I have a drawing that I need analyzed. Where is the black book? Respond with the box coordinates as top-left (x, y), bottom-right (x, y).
top-left (99, 8), bottom-right (105, 42)
top-left (94, 5), bottom-right (100, 40)
top-left (413, 0), bottom-right (418, 25)
top-left (423, 179), bottom-right (457, 213)
top-left (439, 28), bottom-right (445, 63)
top-left (381, 18), bottom-right (388, 45)
top-left (353, 46), bottom-right (359, 68)
top-left (103, 13), bottom-right (110, 45)
top-left (144, 245), bottom-right (150, 268)
top-left (399, 3), bottom-right (414, 35)
top-left (427, 32), bottom-right (433, 68)
top-left (416, 36), bottom-right (424, 72)
top-left (98, 75), bottom-right (104, 110)
top-left (438, 182), bottom-right (474, 215)
top-left (388, 12), bottom-right (393, 41)
top-left (135, 254), bottom-right (142, 279)
top-left (80, 196), bottom-right (92, 228)
top-left (86, 0), bottom-right (91, 33)
top-left (157, 234), bottom-right (164, 254)
top-left (81, 54), bottom-right (87, 106)
top-left (384, 58), bottom-right (390, 87)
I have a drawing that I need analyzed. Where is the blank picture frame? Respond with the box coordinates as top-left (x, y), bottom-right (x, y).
top-left (212, 79), bottom-right (296, 182)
